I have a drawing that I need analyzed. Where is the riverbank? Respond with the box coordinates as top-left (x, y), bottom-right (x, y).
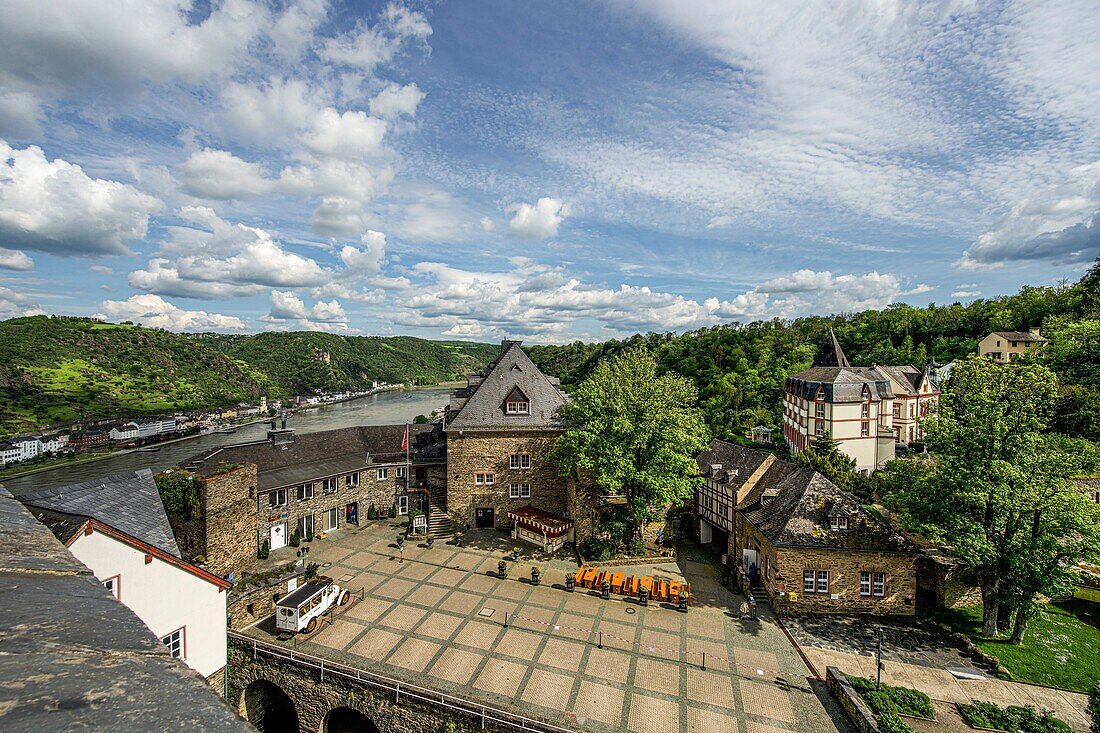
top-left (1, 387), bottom-right (453, 494)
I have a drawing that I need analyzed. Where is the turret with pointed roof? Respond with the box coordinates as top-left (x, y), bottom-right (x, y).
top-left (813, 328), bottom-right (850, 368)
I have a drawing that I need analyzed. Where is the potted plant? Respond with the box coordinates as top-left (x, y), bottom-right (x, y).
top-left (678, 589), bottom-right (690, 613)
top-left (389, 503), bottom-right (397, 519)
top-left (498, 560), bottom-right (508, 579)
top-left (564, 573), bottom-right (575, 592)
top-left (304, 527), bottom-right (314, 543)
top-left (289, 528), bottom-right (301, 547)
top-left (531, 565), bottom-right (541, 586)
top-left (258, 539), bottom-right (269, 559)
top-left (512, 546), bottom-right (521, 561)
top-left (367, 503), bottom-right (377, 520)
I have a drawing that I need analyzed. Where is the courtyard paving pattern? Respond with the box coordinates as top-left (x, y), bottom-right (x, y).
top-left (246, 521), bottom-right (854, 733)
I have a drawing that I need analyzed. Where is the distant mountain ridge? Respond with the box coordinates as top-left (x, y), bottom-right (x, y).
top-left (0, 316), bottom-right (498, 437)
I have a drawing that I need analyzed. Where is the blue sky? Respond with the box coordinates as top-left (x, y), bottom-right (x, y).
top-left (0, 1), bottom-right (1096, 342)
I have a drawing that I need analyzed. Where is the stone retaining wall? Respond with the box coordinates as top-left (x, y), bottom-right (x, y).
top-left (227, 568), bottom-right (308, 631)
top-left (826, 665), bottom-right (880, 733)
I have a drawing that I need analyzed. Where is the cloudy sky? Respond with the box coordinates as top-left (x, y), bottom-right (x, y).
top-left (0, 1), bottom-right (1097, 342)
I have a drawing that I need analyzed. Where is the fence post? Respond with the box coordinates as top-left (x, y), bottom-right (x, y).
top-left (701, 651), bottom-right (706, 671)
top-left (598, 631), bottom-right (603, 649)
top-left (320, 658), bottom-right (324, 682)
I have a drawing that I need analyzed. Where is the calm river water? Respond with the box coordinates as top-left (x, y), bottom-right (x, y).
top-left (4, 387), bottom-right (452, 495)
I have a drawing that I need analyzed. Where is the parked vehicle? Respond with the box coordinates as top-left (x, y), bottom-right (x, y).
top-left (274, 576), bottom-right (350, 634)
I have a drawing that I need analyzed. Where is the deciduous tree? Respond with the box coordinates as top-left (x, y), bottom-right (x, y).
top-left (553, 348), bottom-right (710, 537)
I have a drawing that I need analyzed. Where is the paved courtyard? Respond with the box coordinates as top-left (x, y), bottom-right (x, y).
top-left (245, 521), bottom-right (854, 733)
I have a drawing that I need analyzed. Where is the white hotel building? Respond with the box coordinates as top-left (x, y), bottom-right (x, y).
top-left (783, 331), bottom-right (939, 473)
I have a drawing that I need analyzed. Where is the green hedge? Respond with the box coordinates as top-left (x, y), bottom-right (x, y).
top-left (847, 676), bottom-right (934, 733)
top-left (957, 701), bottom-right (1070, 732)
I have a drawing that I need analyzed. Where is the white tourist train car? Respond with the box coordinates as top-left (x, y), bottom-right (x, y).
top-left (274, 577), bottom-right (350, 634)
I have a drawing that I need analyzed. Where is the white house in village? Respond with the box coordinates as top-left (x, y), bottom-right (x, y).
top-left (784, 330), bottom-right (940, 473)
top-left (10, 437), bottom-right (42, 462)
top-left (22, 469), bottom-right (229, 680)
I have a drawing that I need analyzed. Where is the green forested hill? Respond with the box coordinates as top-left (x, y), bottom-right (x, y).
top-left (0, 317), bottom-right (282, 436)
top-left (194, 332), bottom-right (499, 393)
top-left (0, 318), bottom-right (498, 437)
top-left (527, 260), bottom-right (1100, 442)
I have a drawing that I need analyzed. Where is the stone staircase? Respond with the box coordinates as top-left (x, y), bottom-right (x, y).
top-left (427, 482), bottom-right (454, 538)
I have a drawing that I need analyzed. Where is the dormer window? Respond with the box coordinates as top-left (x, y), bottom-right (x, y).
top-left (829, 515), bottom-right (849, 530)
top-left (504, 387), bottom-right (530, 415)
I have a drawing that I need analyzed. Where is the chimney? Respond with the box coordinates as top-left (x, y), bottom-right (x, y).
top-left (1029, 327), bottom-right (1041, 337)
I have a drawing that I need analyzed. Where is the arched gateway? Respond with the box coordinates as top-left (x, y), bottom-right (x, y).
top-left (322, 706), bottom-right (381, 733)
top-left (241, 679), bottom-right (300, 733)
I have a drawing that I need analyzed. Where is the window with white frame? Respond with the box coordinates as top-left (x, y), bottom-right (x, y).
top-left (873, 572), bottom-right (886, 597)
top-left (321, 477), bottom-right (337, 495)
top-left (861, 402), bottom-right (869, 418)
top-left (829, 515), bottom-right (849, 530)
top-left (509, 453), bottom-right (532, 470)
top-left (297, 483), bottom-right (314, 501)
top-left (803, 570), bottom-right (815, 593)
top-left (860, 571), bottom-right (872, 596)
top-left (815, 403), bottom-right (825, 418)
top-left (509, 483), bottom-right (531, 499)
top-left (345, 472), bottom-right (360, 487)
top-left (267, 488), bottom-right (288, 507)
top-left (815, 420), bottom-right (825, 436)
top-left (297, 514), bottom-right (314, 539)
top-left (395, 466), bottom-right (407, 479)
top-left (475, 472), bottom-right (495, 485)
top-left (505, 399), bottom-right (529, 415)
top-left (160, 627), bottom-right (184, 659)
top-left (892, 403), bottom-right (900, 418)
top-left (376, 468), bottom-right (388, 480)
top-left (103, 575), bottom-right (120, 600)
top-left (817, 570), bottom-right (830, 593)
top-left (861, 421), bottom-right (870, 437)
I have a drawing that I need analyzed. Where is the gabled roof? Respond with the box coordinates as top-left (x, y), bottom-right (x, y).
top-left (446, 341), bottom-right (567, 431)
top-left (187, 424), bottom-right (442, 491)
top-left (813, 329), bottom-right (851, 368)
top-left (20, 469), bottom-right (182, 558)
top-left (876, 365), bottom-right (935, 396)
top-left (787, 367), bottom-right (895, 402)
top-left (989, 331), bottom-right (1048, 342)
top-left (699, 441), bottom-right (915, 553)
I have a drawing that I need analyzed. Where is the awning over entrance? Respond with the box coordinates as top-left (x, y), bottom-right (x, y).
top-left (507, 505), bottom-right (572, 536)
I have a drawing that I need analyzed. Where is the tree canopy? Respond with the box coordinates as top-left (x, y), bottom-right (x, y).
top-left (884, 356), bottom-right (1100, 640)
top-left (553, 348), bottom-right (710, 534)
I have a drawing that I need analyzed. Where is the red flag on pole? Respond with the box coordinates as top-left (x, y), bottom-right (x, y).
top-left (401, 424), bottom-right (409, 452)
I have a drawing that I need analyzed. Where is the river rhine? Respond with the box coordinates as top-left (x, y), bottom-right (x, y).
top-left (3, 387), bottom-right (452, 495)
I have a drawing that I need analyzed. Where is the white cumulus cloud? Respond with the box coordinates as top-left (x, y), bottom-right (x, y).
top-left (507, 198), bottom-right (568, 240)
top-left (95, 294), bottom-right (247, 332)
top-left (0, 140), bottom-right (160, 256)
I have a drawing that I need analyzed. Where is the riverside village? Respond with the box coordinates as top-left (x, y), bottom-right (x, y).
top-left (0, 4), bottom-right (1098, 733)
top-left (6, 322), bottom-right (1100, 733)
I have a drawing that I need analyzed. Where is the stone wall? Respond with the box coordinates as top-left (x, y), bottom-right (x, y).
top-left (229, 637), bottom-right (519, 733)
top-left (916, 555), bottom-right (982, 610)
top-left (445, 431), bottom-right (568, 528)
top-left (203, 464), bottom-right (258, 579)
top-left (826, 666), bottom-right (880, 733)
top-left (227, 567), bottom-right (308, 631)
top-left (777, 546), bottom-right (917, 616)
top-left (730, 514), bottom-right (917, 616)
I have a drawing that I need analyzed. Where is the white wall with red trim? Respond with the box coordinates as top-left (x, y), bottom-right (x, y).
top-left (68, 528), bottom-right (228, 677)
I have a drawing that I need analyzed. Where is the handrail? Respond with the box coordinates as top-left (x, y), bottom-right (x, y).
top-left (229, 631), bottom-right (576, 733)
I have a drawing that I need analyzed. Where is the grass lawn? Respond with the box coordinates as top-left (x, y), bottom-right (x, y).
top-left (931, 602), bottom-right (1100, 692)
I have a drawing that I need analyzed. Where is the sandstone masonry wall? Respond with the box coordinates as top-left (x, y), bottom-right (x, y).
top-left (203, 464), bottom-right (258, 579)
top-left (445, 431), bottom-right (568, 528)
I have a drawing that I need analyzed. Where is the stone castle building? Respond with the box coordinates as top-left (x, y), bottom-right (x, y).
top-left (696, 439), bottom-right (919, 616)
top-left (184, 423), bottom-right (446, 578)
top-left (783, 330), bottom-right (939, 473)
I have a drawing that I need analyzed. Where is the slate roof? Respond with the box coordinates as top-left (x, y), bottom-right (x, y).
top-left (0, 486), bottom-right (251, 733)
top-left (876, 365), bottom-right (930, 396)
top-left (446, 340), bottom-right (568, 431)
top-left (696, 440), bottom-right (772, 483)
top-left (700, 440), bottom-right (915, 553)
top-left (990, 331), bottom-right (1047, 342)
top-left (187, 423), bottom-right (442, 491)
top-left (20, 469), bottom-right (182, 557)
top-left (786, 366), bottom-right (896, 403)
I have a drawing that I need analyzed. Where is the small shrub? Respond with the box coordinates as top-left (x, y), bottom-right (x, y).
top-left (258, 539), bottom-right (269, 559)
top-left (289, 528), bottom-right (301, 547)
top-left (581, 537), bottom-right (614, 562)
top-left (958, 700), bottom-right (1071, 732)
top-left (304, 562), bottom-right (319, 580)
top-left (367, 503), bottom-right (377, 520)
top-left (389, 503), bottom-right (397, 518)
top-left (849, 676), bottom-right (934, 719)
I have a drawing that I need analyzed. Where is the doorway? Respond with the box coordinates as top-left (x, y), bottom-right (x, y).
top-left (397, 495), bottom-right (409, 515)
top-left (475, 507), bottom-right (494, 528)
top-left (324, 507), bottom-right (338, 532)
top-left (346, 502), bottom-right (358, 525)
top-left (270, 523), bottom-right (287, 550)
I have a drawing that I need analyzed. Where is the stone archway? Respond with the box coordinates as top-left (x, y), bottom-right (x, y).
top-left (241, 679), bottom-right (300, 733)
top-left (322, 706), bottom-right (381, 733)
